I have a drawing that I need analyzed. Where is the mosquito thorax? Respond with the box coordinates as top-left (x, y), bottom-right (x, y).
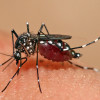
top-left (15, 32), bottom-right (36, 55)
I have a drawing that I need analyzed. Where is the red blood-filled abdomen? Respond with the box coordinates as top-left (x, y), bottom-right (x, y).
top-left (38, 42), bottom-right (73, 62)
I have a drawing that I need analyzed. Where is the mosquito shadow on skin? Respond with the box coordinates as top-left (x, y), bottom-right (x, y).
top-left (21, 57), bottom-right (77, 71)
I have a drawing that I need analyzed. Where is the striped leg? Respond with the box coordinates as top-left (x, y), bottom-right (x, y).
top-left (68, 61), bottom-right (99, 72)
top-left (26, 22), bottom-right (30, 33)
top-left (36, 40), bottom-right (42, 93)
top-left (1, 56), bottom-right (27, 92)
top-left (38, 23), bottom-right (50, 35)
top-left (71, 37), bottom-right (100, 50)
top-left (11, 29), bottom-right (18, 56)
top-left (1, 63), bottom-right (22, 92)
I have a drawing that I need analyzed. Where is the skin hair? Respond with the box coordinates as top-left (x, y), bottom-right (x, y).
top-left (0, 31), bottom-right (100, 100)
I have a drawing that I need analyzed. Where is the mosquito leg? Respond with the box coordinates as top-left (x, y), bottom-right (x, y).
top-left (38, 23), bottom-right (50, 35)
top-left (0, 31), bottom-right (16, 65)
top-left (11, 29), bottom-right (19, 56)
top-left (0, 30), bottom-right (17, 67)
top-left (2, 59), bottom-right (15, 72)
top-left (11, 30), bottom-right (18, 38)
top-left (21, 57), bottom-right (27, 66)
top-left (1, 54), bottom-right (22, 92)
top-left (1, 65), bottom-right (22, 92)
top-left (0, 57), bottom-right (13, 67)
top-left (17, 57), bottom-right (27, 75)
top-left (71, 37), bottom-right (100, 50)
top-left (68, 60), bottom-right (99, 72)
top-left (36, 40), bottom-right (42, 93)
top-left (26, 22), bottom-right (30, 33)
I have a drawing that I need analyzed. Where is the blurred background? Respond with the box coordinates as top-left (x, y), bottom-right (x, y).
top-left (0, 0), bottom-right (100, 67)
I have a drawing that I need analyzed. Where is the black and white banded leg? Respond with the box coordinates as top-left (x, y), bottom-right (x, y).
top-left (26, 22), bottom-right (30, 33)
top-left (38, 23), bottom-right (50, 35)
top-left (71, 37), bottom-right (100, 50)
top-left (68, 60), bottom-right (99, 72)
top-left (0, 30), bottom-right (18, 58)
top-left (1, 56), bottom-right (27, 92)
top-left (11, 30), bottom-right (19, 56)
top-left (1, 60), bottom-right (22, 92)
top-left (17, 57), bottom-right (27, 75)
top-left (0, 30), bottom-right (18, 69)
top-left (36, 40), bottom-right (42, 93)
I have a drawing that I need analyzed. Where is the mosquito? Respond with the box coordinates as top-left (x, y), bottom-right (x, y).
top-left (0, 22), bottom-right (100, 93)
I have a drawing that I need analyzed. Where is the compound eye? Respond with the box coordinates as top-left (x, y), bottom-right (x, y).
top-left (16, 52), bottom-right (20, 57)
top-left (14, 51), bottom-right (21, 60)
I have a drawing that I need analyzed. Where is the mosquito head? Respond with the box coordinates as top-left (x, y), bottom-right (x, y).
top-left (14, 51), bottom-right (21, 60)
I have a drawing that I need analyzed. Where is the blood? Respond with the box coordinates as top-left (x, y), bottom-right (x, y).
top-left (38, 42), bottom-right (73, 62)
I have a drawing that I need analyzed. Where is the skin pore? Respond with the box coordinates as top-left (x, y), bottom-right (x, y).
top-left (0, 31), bottom-right (100, 100)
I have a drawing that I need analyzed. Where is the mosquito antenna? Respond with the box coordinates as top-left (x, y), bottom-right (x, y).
top-left (0, 57), bottom-right (13, 66)
top-left (0, 53), bottom-right (13, 57)
top-left (2, 59), bottom-right (15, 72)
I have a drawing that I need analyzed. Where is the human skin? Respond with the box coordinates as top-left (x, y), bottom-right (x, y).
top-left (0, 31), bottom-right (100, 100)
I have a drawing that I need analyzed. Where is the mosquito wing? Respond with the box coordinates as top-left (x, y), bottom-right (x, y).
top-left (39, 34), bottom-right (72, 40)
